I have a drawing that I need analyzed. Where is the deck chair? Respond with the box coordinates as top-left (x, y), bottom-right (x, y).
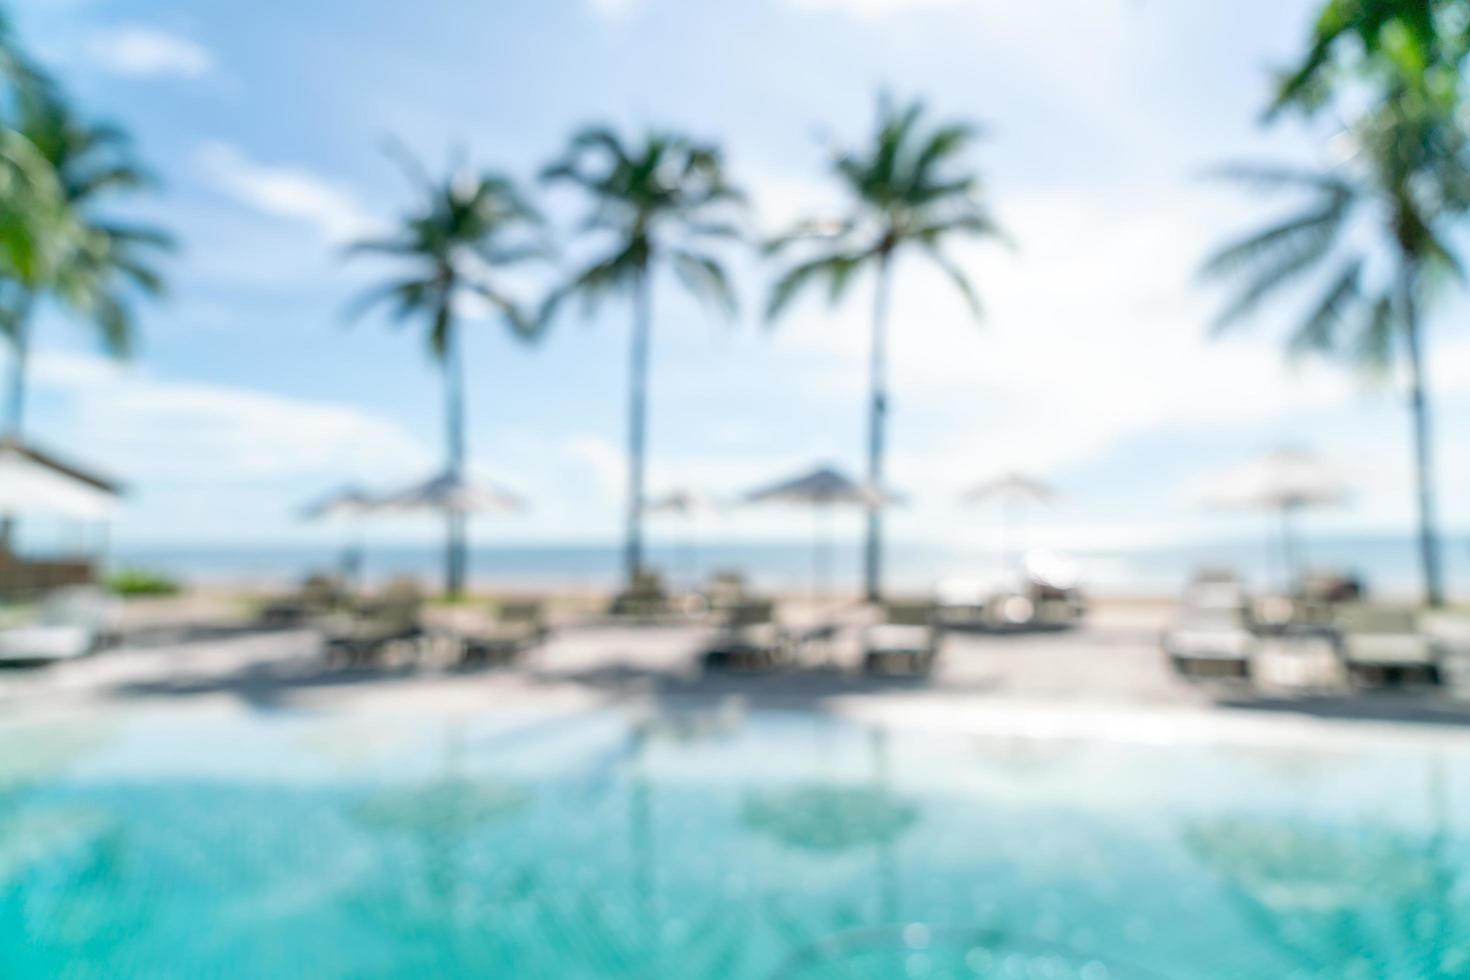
top-left (260, 574), bottom-right (349, 627)
top-left (458, 599), bottom-right (550, 666)
top-left (702, 599), bottom-right (789, 670)
top-left (324, 579), bottom-right (425, 666)
top-left (863, 600), bottom-right (940, 675)
top-left (610, 569), bottom-right (669, 619)
top-left (0, 587), bottom-right (117, 663)
top-left (1336, 605), bottom-right (1441, 686)
top-left (1165, 575), bottom-right (1257, 679)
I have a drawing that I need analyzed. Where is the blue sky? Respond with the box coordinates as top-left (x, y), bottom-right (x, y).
top-left (9, 0), bottom-right (1470, 553)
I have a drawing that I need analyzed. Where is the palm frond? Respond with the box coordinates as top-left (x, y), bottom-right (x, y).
top-left (544, 238), bottom-right (645, 322)
top-left (765, 251), bottom-right (872, 323)
top-left (671, 249), bottom-right (737, 318)
top-left (907, 122), bottom-right (979, 194)
top-left (344, 276), bottom-right (436, 325)
top-left (763, 218), bottom-right (855, 257)
top-left (1210, 229), bottom-right (1340, 333)
top-left (1200, 203), bottom-right (1348, 281)
top-left (922, 245), bottom-right (983, 320)
top-left (1288, 258), bottom-right (1364, 358)
top-left (1205, 162), bottom-right (1356, 197)
top-left (1352, 293), bottom-right (1398, 371)
top-left (468, 282), bottom-right (541, 342)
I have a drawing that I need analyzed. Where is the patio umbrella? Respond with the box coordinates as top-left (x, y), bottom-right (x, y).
top-left (742, 464), bottom-right (897, 606)
top-left (646, 489), bottom-right (723, 588)
top-left (1200, 447), bottom-right (1348, 588)
top-left (960, 471), bottom-right (1058, 570)
top-left (299, 484), bottom-right (384, 585)
top-left (377, 470), bottom-right (527, 514)
top-left (376, 471), bottom-right (526, 591)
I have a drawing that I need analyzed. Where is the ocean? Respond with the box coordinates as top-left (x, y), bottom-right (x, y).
top-left (110, 532), bottom-right (1470, 599)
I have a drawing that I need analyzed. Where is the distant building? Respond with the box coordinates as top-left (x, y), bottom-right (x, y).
top-left (0, 438), bottom-right (122, 597)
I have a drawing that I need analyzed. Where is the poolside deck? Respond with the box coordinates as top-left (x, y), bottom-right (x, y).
top-left (6, 595), bottom-right (1470, 747)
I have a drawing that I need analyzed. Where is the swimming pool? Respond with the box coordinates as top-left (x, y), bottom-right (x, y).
top-left (3, 706), bottom-right (1467, 978)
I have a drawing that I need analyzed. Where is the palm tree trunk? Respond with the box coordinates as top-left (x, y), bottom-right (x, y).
top-left (864, 252), bottom-right (893, 604)
top-left (4, 299), bottom-right (32, 437)
top-left (1400, 262), bottom-right (1444, 607)
top-left (1, 301), bottom-right (33, 555)
top-left (442, 306), bottom-right (467, 599)
top-left (625, 266), bottom-right (652, 587)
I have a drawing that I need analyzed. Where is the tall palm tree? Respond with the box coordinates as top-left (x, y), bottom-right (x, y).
top-left (765, 95), bottom-right (1006, 602)
top-left (1201, 99), bottom-right (1469, 607)
top-left (1, 90), bottom-right (172, 436)
top-left (540, 127), bottom-right (743, 587)
top-left (347, 154), bottom-right (544, 597)
top-left (1269, 0), bottom-right (1468, 117)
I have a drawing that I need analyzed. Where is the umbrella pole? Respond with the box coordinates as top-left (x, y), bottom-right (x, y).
top-left (1281, 503), bottom-right (1298, 594)
top-left (686, 513), bottom-right (699, 595)
top-left (811, 504), bottom-right (835, 636)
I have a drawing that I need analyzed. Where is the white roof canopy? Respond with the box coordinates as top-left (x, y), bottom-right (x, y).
top-left (0, 440), bottom-right (122, 522)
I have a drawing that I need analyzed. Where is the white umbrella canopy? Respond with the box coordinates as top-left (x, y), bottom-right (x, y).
top-left (960, 471), bottom-right (1058, 571)
top-left (959, 472), bottom-right (1058, 506)
top-left (1200, 447), bottom-right (1349, 511)
top-left (298, 484), bottom-right (389, 585)
top-left (377, 470), bottom-right (526, 515)
top-left (646, 489), bottom-right (724, 589)
top-left (299, 485), bottom-right (383, 522)
top-left (1198, 447), bottom-right (1350, 588)
top-left (645, 489), bottom-right (725, 515)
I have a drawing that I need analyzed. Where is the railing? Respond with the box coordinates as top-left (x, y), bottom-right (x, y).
top-left (0, 554), bottom-right (96, 599)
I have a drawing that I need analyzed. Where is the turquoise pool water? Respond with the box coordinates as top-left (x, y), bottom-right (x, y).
top-left (3, 708), bottom-right (1469, 978)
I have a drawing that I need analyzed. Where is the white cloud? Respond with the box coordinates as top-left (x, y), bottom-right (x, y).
top-left (787, 0), bottom-right (969, 12)
top-left (559, 433), bottom-right (627, 498)
top-left (31, 352), bottom-right (433, 484)
top-left (84, 26), bottom-right (214, 79)
top-left (733, 176), bottom-right (1445, 533)
top-left (194, 142), bottom-right (378, 244)
top-left (586, 0), bottom-right (644, 20)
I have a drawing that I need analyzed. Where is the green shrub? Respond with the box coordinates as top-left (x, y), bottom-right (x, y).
top-left (107, 568), bottom-right (182, 597)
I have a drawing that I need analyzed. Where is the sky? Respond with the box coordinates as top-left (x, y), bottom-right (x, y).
top-left (7, 0), bottom-right (1470, 554)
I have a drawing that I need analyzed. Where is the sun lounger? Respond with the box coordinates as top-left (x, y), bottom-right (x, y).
top-left (1335, 605), bottom-right (1441, 686)
top-left (1165, 607), bottom-right (1257, 678)
top-left (705, 570), bottom-right (747, 613)
top-left (702, 599), bottom-right (790, 670)
top-left (1165, 576), bottom-right (1257, 679)
top-left (0, 586), bottom-right (118, 663)
top-left (324, 579), bottom-right (425, 666)
top-left (457, 599), bottom-right (550, 666)
top-left (863, 600), bottom-right (940, 675)
top-left (610, 569), bottom-right (669, 619)
top-left (260, 574), bottom-right (349, 627)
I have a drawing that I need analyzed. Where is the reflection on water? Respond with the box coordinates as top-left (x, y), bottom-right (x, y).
top-left (1, 710), bottom-right (1468, 978)
top-left (1183, 760), bottom-right (1469, 978)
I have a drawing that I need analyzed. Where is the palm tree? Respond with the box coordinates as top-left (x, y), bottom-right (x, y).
top-left (1269, 0), bottom-right (1468, 117)
top-left (1, 90), bottom-right (172, 436)
top-left (765, 94), bottom-right (1006, 602)
top-left (1201, 99), bottom-right (1470, 607)
top-left (540, 127), bottom-right (743, 587)
top-left (347, 153), bottom-right (544, 597)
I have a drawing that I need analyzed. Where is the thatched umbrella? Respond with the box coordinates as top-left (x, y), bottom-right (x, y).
top-left (742, 465), bottom-right (898, 607)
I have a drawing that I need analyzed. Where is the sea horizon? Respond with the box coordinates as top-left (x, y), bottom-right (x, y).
top-left (111, 529), bottom-right (1470, 599)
